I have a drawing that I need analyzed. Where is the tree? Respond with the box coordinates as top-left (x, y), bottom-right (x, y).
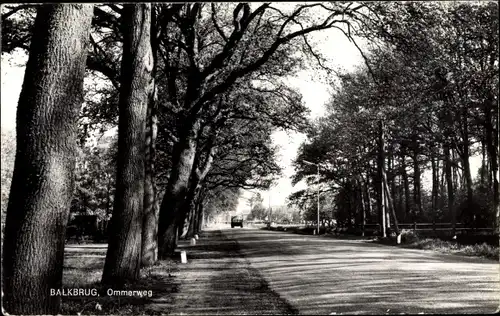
top-left (290, 1), bottom-right (498, 237)
top-left (2, 4), bottom-right (93, 314)
top-left (141, 5), bottom-right (160, 267)
top-left (156, 3), bottom-right (370, 258)
top-left (72, 141), bottom-right (117, 220)
top-left (101, 3), bottom-right (152, 286)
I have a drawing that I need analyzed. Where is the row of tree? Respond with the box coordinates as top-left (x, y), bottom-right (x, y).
top-left (1, 3), bottom-right (372, 314)
top-left (290, 2), bottom-right (498, 237)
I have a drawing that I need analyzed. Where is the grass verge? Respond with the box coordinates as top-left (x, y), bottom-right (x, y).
top-left (61, 244), bottom-right (179, 315)
top-left (374, 230), bottom-right (499, 261)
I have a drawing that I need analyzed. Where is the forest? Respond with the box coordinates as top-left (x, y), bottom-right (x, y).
top-left (0, 2), bottom-right (498, 315)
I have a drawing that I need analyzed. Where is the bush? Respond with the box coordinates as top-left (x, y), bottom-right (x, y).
top-left (399, 229), bottom-right (420, 244)
top-left (460, 242), bottom-right (498, 260)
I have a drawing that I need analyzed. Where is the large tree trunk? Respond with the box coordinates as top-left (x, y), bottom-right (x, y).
top-left (141, 8), bottom-right (159, 267)
top-left (186, 186), bottom-right (201, 238)
top-left (102, 3), bottom-right (152, 286)
top-left (179, 203), bottom-right (194, 239)
top-left (179, 171), bottom-right (201, 239)
top-left (195, 189), bottom-right (207, 233)
top-left (2, 4), bottom-right (93, 314)
top-left (194, 197), bottom-right (204, 234)
top-left (141, 89), bottom-right (158, 267)
top-left (158, 121), bottom-right (200, 258)
top-left (199, 202), bottom-right (206, 231)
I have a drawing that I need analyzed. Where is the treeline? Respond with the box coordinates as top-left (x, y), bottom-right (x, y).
top-left (1, 3), bottom-right (372, 314)
top-left (245, 192), bottom-right (301, 223)
top-left (290, 2), bottom-right (498, 237)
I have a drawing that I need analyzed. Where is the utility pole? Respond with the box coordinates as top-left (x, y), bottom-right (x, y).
top-left (317, 164), bottom-right (320, 234)
top-left (379, 120), bottom-right (387, 238)
top-left (303, 160), bottom-right (321, 235)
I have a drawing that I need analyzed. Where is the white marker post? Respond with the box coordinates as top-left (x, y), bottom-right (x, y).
top-left (190, 238), bottom-right (196, 246)
top-left (180, 250), bottom-right (187, 264)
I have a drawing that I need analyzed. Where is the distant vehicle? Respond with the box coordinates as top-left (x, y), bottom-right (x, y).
top-left (231, 216), bottom-right (243, 228)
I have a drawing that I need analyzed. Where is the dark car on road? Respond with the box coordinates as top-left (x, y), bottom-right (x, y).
top-left (231, 216), bottom-right (243, 228)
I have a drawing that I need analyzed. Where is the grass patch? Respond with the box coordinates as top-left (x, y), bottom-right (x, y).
top-left (374, 229), bottom-right (499, 261)
top-left (61, 245), bottom-right (179, 315)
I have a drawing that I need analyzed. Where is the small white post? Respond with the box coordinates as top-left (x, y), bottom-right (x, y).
top-left (180, 251), bottom-right (187, 264)
top-left (194, 234), bottom-right (199, 240)
top-left (396, 234), bottom-right (401, 244)
top-left (190, 238), bottom-right (196, 246)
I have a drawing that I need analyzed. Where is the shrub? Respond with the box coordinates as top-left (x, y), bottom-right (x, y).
top-left (399, 229), bottom-right (420, 244)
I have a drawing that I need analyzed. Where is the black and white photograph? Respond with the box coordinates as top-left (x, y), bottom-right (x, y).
top-left (1, 2), bottom-right (498, 315)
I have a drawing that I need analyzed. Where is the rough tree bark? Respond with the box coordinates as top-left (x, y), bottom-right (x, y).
top-left (141, 92), bottom-right (158, 266)
top-left (2, 4), bottom-right (93, 314)
top-left (186, 186), bottom-right (201, 238)
top-left (141, 8), bottom-right (159, 267)
top-left (195, 188), bottom-right (207, 233)
top-left (102, 3), bottom-right (152, 286)
top-left (158, 120), bottom-right (200, 258)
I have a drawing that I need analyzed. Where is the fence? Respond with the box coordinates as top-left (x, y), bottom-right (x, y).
top-left (361, 222), bottom-right (495, 236)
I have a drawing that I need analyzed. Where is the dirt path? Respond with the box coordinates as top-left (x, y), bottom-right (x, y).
top-left (147, 230), bottom-right (298, 315)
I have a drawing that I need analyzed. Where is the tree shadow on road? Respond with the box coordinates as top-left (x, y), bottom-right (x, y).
top-left (213, 228), bottom-right (499, 315)
top-left (175, 230), bottom-right (299, 315)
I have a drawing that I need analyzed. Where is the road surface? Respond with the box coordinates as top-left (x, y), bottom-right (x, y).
top-left (150, 227), bottom-right (499, 315)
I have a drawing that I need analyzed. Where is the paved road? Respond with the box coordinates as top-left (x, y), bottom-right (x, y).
top-left (151, 227), bottom-right (499, 315)
top-left (225, 228), bottom-right (499, 315)
top-left (149, 229), bottom-right (297, 315)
